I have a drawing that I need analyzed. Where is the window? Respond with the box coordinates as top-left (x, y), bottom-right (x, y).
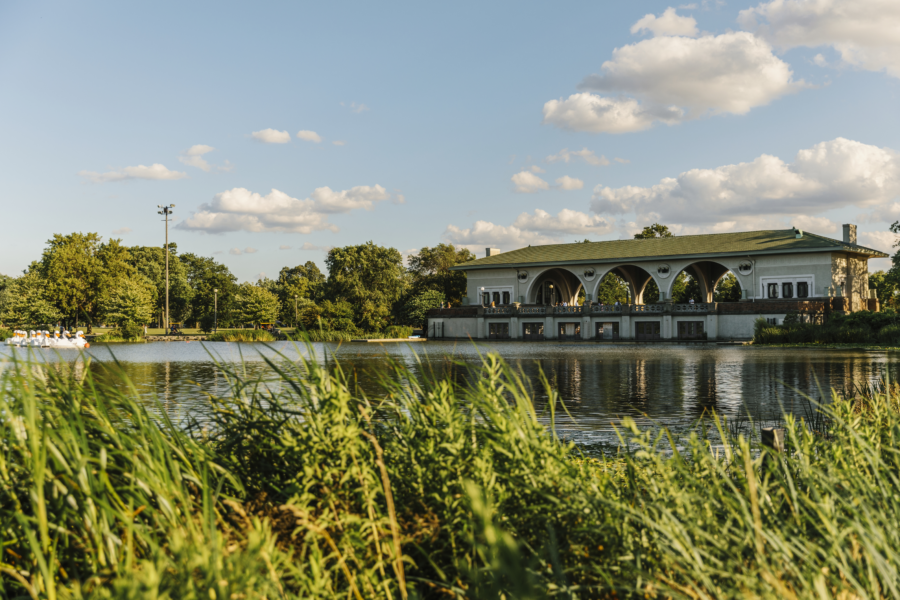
top-left (767, 283), bottom-right (779, 299)
top-left (492, 292), bottom-right (500, 305)
top-left (502, 291), bottom-right (510, 304)
top-left (782, 282), bottom-right (793, 298)
top-left (482, 293), bottom-right (490, 305)
top-left (767, 318), bottom-right (778, 325)
top-left (558, 322), bottom-right (581, 340)
top-left (635, 321), bottom-right (661, 340)
top-left (522, 322), bottom-right (544, 340)
top-left (678, 321), bottom-right (705, 339)
top-left (797, 282), bottom-right (808, 298)
top-left (596, 322), bottom-right (619, 340)
top-left (488, 323), bottom-right (509, 339)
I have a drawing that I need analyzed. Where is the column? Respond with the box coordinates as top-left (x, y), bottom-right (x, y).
top-left (706, 313), bottom-right (718, 341)
top-left (663, 314), bottom-right (673, 340)
top-left (510, 316), bottom-right (519, 340)
top-left (545, 315), bottom-right (555, 339)
top-left (582, 313), bottom-right (591, 340)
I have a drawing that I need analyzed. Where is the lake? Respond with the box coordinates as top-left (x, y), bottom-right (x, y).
top-left (1, 340), bottom-right (894, 444)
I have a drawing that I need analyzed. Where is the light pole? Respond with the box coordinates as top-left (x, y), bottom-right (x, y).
top-left (214, 288), bottom-right (218, 333)
top-left (157, 204), bottom-right (175, 333)
top-left (293, 295), bottom-right (298, 329)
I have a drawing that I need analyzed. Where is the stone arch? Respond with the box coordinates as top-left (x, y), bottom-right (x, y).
top-left (590, 264), bottom-right (662, 304)
top-left (525, 267), bottom-right (584, 305)
top-left (665, 260), bottom-right (734, 303)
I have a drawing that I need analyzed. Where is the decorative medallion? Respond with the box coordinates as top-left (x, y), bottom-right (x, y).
top-left (738, 261), bottom-right (753, 275)
top-left (657, 263), bottom-right (671, 278)
top-left (517, 270), bottom-right (528, 281)
top-left (583, 268), bottom-right (596, 281)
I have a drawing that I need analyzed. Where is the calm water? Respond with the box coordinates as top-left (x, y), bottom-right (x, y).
top-left (1, 341), bottom-right (895, 444)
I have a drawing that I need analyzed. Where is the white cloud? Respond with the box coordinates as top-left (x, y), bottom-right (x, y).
top-left (859, 202), bottom-right (900, 224)
top-left (332, 140), bottom-right (346, 146)
top-left (112, 227), bottom-right (132, 235)
top-left (555, 176), bottom-right (584, 190)
top-left (591, 138), bottom-right (900, 227)
top-left (251, 129), bottom-right (291, 143)
top-left (213, 250), bottom-right (224, 255)
top-left (544, 32), bottom-right (804, 133)
top-left (546, 147), bottom-right (610, 166)
top-left (444, 209), bottom-right (615, 252)
top-left (244, 247), bottom-right (258, 254)
top-left (229, 248), bottom-right (243, 255)
top-left (79, 164), bottom-right (188, 183)
top-left (511, 170), bottom-right (550, 193)
top-left (279, 245), bottom-right (292, 250)
top-left (529, 165), bottom-right (546, 173)
top-left (813, 53), bottom-right (828, 67)
top-left (178, 145), bottom-right (215, 171)
top-left (296, 130), bottom-right (322, 143)
top-left (176, 184), bottom-right (391, 234)
top-left (739, 0), bottom-right (900, 78)
top-left (679, 3), bottom-right (699, 9)
top-left (631, 7), bottom-right (699, 37)
top-left (790, 215), bottom-right (838, 233)
top-left (615, 157), bottom-right (631, 164)
top-left (301, 242), bottom-right (334, 252)
top-left (859, 230), bottom-right (895, 254)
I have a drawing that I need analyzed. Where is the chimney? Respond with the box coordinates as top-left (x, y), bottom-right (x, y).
top-left (842, 224), bottom-right (857, 245)
top-left (485, 248), bottom-right (501, 257)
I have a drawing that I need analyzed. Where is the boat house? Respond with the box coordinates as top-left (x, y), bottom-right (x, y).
top-left (427, 225), bottom-right (888, 341)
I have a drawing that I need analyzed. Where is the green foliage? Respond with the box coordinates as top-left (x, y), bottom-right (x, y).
top-left (0, 327), bottom-right (12, 340)
top-left (406, 243), bottom-right (474, 305)
top-left (180, 252), bottom-right (238, 325)
top-left (272, 262), bottom-right (326, 323)
top-left (206, 329), bottom-right (277, 342)
top-left (99, 276), bottom-right (155, 326)
top-left (633, 222), bottom-right (674, 239)
top-left (383, 325), bottom-right (414, 338)
top-left (326, 242), bottom-right (404, 332)
top-left (197, 313), bottom-right (216, 333)
top-left (595, 272), bottom-right (629, 304)
top-left (234, 282), bottom-right (279, 325)
top-left (398, 289), bottom-right (444, 327)
top-left (714, 271), bottom-right (743, 302)
top-left (0, 269), bottom-right (62, 328)
top-left (5, 350), bottom-right (900, 597)
top-left (95, 321), bottom-right (145, 342)
top-left (754, 310), bottom-right (900, 345)
top-left (128, 244), bottom-right (194, 324)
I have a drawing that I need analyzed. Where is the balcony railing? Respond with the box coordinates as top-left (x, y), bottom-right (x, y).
top-left (518, 306), bottom-right (546, 315)
top-left (484, 306), bottom-right (512, 315)
top-left (674, 303), bottom-right (711, 312)
top-left (555, 306), bottom-right (583, 314)
top-left (633, 304), bottom-right (665, 313)
top-left (592, 304), bottom-right (623, 313)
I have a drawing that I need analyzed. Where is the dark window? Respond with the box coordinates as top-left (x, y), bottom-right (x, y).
top-left (767, 283), bottom-right (779, 299)
top-left (797, 282), bottom-right (808, 298)
top-left (488, 323), bottom-right (509, 339)
top-left (678, 321), bottom-right (705, 340)
top-left (635, 321), bottom-right (661, 340)
top-left (782, 282), bottom-right (793, 298)
top-left (522, 322), bottom-right (544, 340)
top-left (482, 293), bottom-right (490, 305)
top-left (767, 317), bottom-right (778, 325)
top-left (595, 322), bottom-right (619, 340)
top-left (502, 291), bottom-right (510, 305)
top-left (492, 292), bottom-right (500, 305)
top-left (558, 322), bottom-right (581, 340)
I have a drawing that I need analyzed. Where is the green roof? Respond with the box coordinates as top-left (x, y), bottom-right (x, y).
top-left (452, 229), bottom-right (888, 270)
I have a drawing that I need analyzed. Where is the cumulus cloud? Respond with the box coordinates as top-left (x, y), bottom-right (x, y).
top-left (112, 227), bottom-right (132, 235)
top-left (79, 164), bottom-right (188, 183)
top-left (790, 216), bottom-right (839, 234)
top-left (631, 7), bottom-right (699, 37)
top-left (615, 157), bottom-right (631, 164)
top-left (301, 242), bottom-right (334, 252)
top-left (590, 138), bottom-right (900, 229)
top-left (244, 247), bottom-right (258, 254)
top-left (739, 0), bottom-right (900, 78)
top-left (179, 145), bottom-right (216, 171)
top-left (296, 130), bottom-right (322, 143)
top-left (332, 140), bottom-right (346, 146)
top-left (176, 184), bottom-right (391, 234)
top-left (555, 176), bottom-right (584, 190)
top-left (279, 245), bottom-right (292, 250)
top-left (529, 165), bottom-right (546, 173)
top-left (511, 170), bottom-right (550, 193)
top-left (546, 147), bottom-right (610, 166)
top-left (229, 248), bottom-right (243, 255)
top-left (444, 209), bottom-right (614, 251)
top-left (544, 32), bottom-right (804, 133)
top-left (251, 129), bottom-right (291, 143)
top-left (859, 231), bottom-right (895, 254)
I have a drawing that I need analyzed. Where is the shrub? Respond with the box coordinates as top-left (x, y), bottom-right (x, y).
top-left (383, 325), bottom-right (414, 338)
top-left (206, 329), bottom-right (276, 342)
top-left (198, 313), bottom-right (217, 333)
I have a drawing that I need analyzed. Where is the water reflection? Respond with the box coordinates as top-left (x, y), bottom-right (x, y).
top-left (0, 341), bottom-right (895, 442)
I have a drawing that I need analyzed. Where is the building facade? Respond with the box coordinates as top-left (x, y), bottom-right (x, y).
top-left (427, 226), bottom-right (887, 341)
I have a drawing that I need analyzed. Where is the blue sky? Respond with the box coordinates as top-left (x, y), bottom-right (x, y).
top-left (2, 0), bottom-right (898, 281)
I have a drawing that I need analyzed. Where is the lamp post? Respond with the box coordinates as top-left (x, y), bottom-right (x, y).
top-left (293, 295), bottom-right (298, 329)
top-left (214, 288), bottom-right (218, 333)
top-left (157, 204), bottom-right (175, 333)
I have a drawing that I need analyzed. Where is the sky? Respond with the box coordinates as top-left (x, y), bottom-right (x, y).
top-left (1, 0), bottom-right (899, 281)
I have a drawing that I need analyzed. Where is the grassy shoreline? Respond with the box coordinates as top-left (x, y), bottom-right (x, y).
top-left (2, 348), bottom-right (899, 597)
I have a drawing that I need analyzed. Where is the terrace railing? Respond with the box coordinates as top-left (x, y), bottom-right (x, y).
top-left (484, 306), bottom-right (512, 315)
top-left (632, 304), bottom-right (665, 313)
top-left (518, 306), bottom-right (546, 315)
top-left (592, 304), bottom-right (623, 313)
top-left (674, 303), bottom-right (711, 313)
top-left (555, 306), bottom-right (583, 314)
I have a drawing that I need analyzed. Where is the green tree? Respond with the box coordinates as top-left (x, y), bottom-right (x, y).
top-left (596, 273), bottom-right (630, 305)
top-left (129, 245), bottom-right (193, 325)
top-left (38, 232), bottom-right (105, 330)
top-left (714, 272), bottom-right (743, 302)
top-left (400, 289), bottom-right (445, 328)
top-left (0, 270), bottom-right (62, 328)
top-left (99, 276), bottom-right (155, 326)
top-left (406, 244), bottom-right (474, 305)
top-left (272, 262), bottom-right (326, 323)
top-left (325, 242), bottom-right (404, 332)
top-left (180, 253), bottom-right (238, 326)
top-left (234, 283), bottom-right (279, 325)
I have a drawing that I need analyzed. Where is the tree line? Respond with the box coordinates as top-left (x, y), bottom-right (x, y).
top-left (0, 233), bottom-right (474, 334)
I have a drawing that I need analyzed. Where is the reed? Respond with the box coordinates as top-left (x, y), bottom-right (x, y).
top-left (206, 329), bottom-right (277, 342)
top-left (2, 346), bottom-right (900, 598)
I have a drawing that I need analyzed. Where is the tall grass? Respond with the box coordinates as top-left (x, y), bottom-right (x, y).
top-left (2, 346), bottom-right (900, 597)
top-left (289, 325), bottom-right (415, 342)
top-left (755, 309), bottom-right (900, 345)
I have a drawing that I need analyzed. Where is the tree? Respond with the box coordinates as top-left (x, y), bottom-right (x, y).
top-left (180, 253), bottom-right (238, 326)
top-left (714, 272), bottom-right (743, 302)
top-left (128, 245), bottom-right (193, 325)
top-left (325, 242), bottom-right (404, 332)
top-left (272, 262), bottom-right (326, 323)
top-left (596, 273), bottom-right (630, 305)
top-left (234, 283), bottom-right (279, 325)
top-left (634, 224), bottom-right (673, 302)
top-left (298, 299), bottom-right (355, 332)
top-left (400, 289), bottom-right (445, 328)
top-left (99, 276), bottom-right (155, 326)
top-left (0, 270), bottom-right (62, 328)
top-left (407, 243), bottom-right (474, 305)
top-left (38, 232), bottom-right (105, 330)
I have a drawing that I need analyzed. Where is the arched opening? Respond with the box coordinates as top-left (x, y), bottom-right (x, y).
top-left (528, 268), bottom-right (582, 305)
top-left (593, 265), bottom-right (657, 305)
top-left (713, 270), bottom-right (743, 302)
top-left (666, 261), bottom-right (733, 303)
